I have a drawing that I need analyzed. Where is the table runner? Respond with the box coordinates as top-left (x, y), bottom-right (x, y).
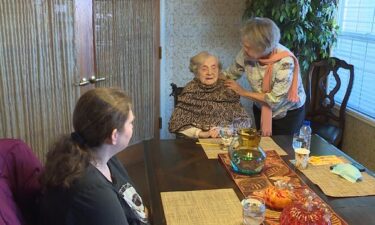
top-left (198, 137), bottom-right (287, 159)
top-left (218, 151), bottom-right (347, 225)
top-left (160, 189), bottom-right (242, 225)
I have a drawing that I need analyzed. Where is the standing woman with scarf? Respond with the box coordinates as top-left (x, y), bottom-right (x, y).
top-left (223, 17), bottom-right (306, 136)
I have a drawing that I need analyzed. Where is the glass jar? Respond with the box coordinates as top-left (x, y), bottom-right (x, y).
top-left (228, 128), bottom-right (266, 175)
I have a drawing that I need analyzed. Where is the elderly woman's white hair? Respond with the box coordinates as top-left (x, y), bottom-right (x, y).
top-left (240, 17), bottom-right (281, 56)
top-left (189, 51), bottom-right (222, 75)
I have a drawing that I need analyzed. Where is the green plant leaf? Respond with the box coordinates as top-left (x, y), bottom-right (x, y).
top-left (280, 15), bottom-right (284, 23)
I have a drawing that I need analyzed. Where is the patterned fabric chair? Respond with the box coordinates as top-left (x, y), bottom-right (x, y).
top-left (305, 57), bottom-right (354, 148)
top-left (0, 139), bottom-right (43, 225)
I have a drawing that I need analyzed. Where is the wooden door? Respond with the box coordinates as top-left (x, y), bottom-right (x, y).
top-left (0, 0), bottom-right (159, 160)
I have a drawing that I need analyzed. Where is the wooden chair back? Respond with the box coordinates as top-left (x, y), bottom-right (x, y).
top-left (305, 57), bottom-right (354, 147)
top-left (170, 83), bottom-right (184, 107)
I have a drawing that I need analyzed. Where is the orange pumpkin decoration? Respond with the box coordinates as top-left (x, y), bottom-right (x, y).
top-left (263, 186), bottom-right (293, 210)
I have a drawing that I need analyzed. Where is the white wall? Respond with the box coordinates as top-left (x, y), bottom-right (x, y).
top-left (160, 0), bottom-right (247, 139)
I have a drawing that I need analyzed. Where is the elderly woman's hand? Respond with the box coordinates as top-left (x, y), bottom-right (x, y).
top-left (198, 127), bottom-right (220, 138)
top-left (224, 79), bottom-right (247, 96)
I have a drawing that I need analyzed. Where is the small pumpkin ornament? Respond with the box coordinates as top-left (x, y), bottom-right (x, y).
top-left (263, 186), bottom-right (293, 210)
top-left (263, 180), bottom-right (294, 210)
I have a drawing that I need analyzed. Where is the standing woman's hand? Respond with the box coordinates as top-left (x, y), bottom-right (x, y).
top-left (224, 79), bottom-right (247, 96)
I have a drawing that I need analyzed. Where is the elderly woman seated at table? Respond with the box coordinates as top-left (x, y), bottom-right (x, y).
top-left (168, 51), bottom-right (249, 138)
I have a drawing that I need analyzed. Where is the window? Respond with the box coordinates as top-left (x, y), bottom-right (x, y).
top-left (331, 0), bottom-right (375, 120)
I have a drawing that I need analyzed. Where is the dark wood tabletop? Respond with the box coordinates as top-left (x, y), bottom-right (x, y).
top-left (123, 135), bottom-right (375, 225)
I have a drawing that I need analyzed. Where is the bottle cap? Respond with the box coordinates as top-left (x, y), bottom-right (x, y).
top-left (303, 120), bottom-right (311, 126)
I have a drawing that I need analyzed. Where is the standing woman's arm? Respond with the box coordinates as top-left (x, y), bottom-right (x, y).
top-left (224, 56), bottom-right (296, 108)
top-left (224, 79), bottom-right (267, 105)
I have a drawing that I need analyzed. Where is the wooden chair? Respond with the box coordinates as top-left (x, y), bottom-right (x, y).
top-left (305, 57), bottom-right (354, 148)
top-left (170, 83), bottom-right (184, 107)
top-left (169, 83), bottom-right (189, 139)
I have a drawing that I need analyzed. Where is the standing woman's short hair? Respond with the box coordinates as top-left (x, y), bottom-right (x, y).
top-left (240, 17), bottom-right (281, 56)
top-left (42, 88), bottom-right (132, 188)
top-left (189, 51), bottom-right (222, 75)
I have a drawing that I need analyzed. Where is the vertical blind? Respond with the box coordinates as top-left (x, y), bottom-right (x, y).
top-left (331, 0), bottom-right (375, 119)
top-left (0, 0), bottom-right (78, 161)
top-left (93, 0), bottom-right (157, 143)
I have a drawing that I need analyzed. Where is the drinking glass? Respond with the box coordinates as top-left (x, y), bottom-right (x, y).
top-left (242, 196), bottom-right (266, 225)
top-left (218, 122), bottom-right (234, 149)
top-left (233, 117), bottom-right (252, 134)
top-left (295, 148), bottom-right (310, 170)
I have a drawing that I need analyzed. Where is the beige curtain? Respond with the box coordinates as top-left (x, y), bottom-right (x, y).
top-left (0, 0), bottom-right (158, 159)
top-left (0, 0), bottom-right (79, 160)
top-left (94, 0), bottom-right (158, 143)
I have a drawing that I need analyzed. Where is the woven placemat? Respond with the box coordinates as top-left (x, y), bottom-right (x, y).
top-left (300, 164), bottom-right (375, 197)
top-left (160, 189), bottom-right (242, 225)
top-left (198, 137), bottom-right (287, 159)
top-left (197, 138), bottom-right (225, 159)
top-left (259, 137), bottom-right (287, 156)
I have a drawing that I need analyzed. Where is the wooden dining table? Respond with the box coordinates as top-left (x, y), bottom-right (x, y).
top-left (122, 135), bottom-right (375, 225)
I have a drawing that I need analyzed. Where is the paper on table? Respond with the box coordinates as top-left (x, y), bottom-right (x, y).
top-left (161, 189), bottom-right (242, 225)
top-left (309, 155), bottom-right (346, 166)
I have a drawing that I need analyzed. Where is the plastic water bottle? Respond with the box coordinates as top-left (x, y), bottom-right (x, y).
top-left (292, 120), bottom-right (312, 150)
top-left (299, 120), bottom-right (312, 150)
